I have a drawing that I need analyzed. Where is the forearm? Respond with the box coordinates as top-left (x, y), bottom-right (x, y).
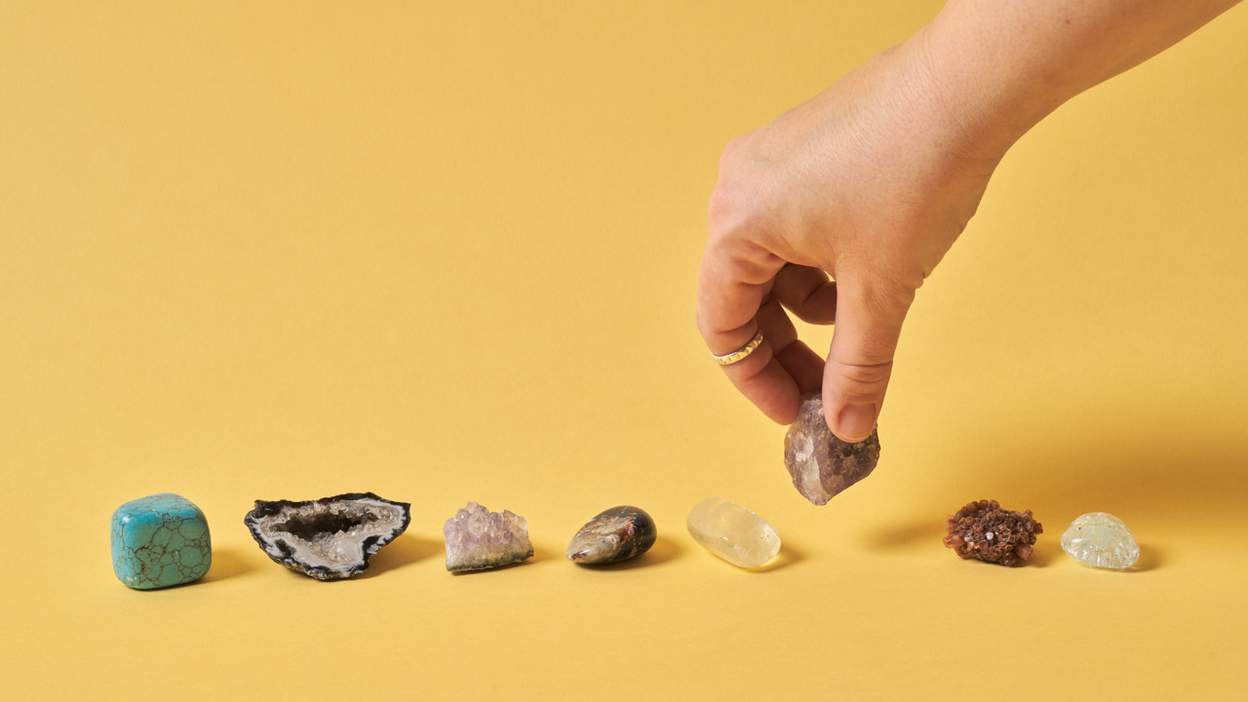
top-left (915, 0), bottom-right (1242, 158)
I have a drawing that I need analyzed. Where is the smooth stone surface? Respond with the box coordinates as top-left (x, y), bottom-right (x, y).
top-left (783, 392), bottom-right (881, 505)
top-left (566, 506), bottom-right (657, 565)
top-left (1061, 512), bottom-right (1140, 569)
top-left (444, 502), bottom-right (534, 572)
top-left (244, 492), bottom-right (411, 580)
top-left (686, 497), bottom-right (780, 568)
top-left (111, 493), bottom-right (212, 590)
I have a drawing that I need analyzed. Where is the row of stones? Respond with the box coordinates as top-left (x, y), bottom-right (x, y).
top-left (112, 492), bottom-right (1139, 590)
top-left (249, 496), bottom-right (776, 577)
top-left (112, 493), bottom-right (774, 587)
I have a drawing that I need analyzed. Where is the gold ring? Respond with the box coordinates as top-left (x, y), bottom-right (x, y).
top-left (713, 329), bottom-right (764, 366)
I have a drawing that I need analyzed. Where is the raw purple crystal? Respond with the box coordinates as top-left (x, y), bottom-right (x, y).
top-left (443, 502), bottom-right (534, 572)
top-left (783, 392), bottom-right (881, 505)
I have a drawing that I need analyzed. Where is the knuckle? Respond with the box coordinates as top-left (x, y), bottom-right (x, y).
top-left (694, 305), bottom-right (715, 339)
top-left (707, 183), bottom-right (744, 233)
top-left (708, 137), bottom-right (764, 235)
top-left (719, 134), bottom-right (750, 164)
top-left (829, 358), bottom-right (894, 393)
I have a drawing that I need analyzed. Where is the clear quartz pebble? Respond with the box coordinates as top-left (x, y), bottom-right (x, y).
top-left (686, 497), bottom-right (781, 568)
top-left (1060, 512), bottom-right (1140, 569)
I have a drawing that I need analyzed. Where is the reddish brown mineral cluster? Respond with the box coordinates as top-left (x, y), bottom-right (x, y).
top-left (943, 499), bottom-right (1042, 566)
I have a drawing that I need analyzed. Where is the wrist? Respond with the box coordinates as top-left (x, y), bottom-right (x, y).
top-left (907, 5), bottom-right (1061, 163)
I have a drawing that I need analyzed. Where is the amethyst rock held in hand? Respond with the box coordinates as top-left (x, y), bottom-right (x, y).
top-left (783, 392), bottom-right (881, 505)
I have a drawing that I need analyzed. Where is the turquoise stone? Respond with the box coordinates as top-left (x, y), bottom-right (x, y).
top-left (110, 493), bottom-right (212, 589)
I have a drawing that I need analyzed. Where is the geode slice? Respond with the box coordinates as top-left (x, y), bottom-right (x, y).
top-left (444, 502), bottom-right (534, 572)
top-left (244, 492), bottom-right (411, 580)
top-left (783, 392), bottom-right (881, 505)
top-left (566, 506), bottom-right (657, 565)
top-left (943, 499), bottom-right (1043, 567)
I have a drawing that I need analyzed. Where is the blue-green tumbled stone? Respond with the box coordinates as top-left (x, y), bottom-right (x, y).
top-left (110, 493), bottom-right (212, 590)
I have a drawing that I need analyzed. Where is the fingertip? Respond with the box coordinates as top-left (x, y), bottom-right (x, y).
top-left (754, 365), bottom-right (800, 425)
top-left (823, 398), bottom-right (879, 443)
top-left (721, 348), bottom-right (802, 427)
top-left (766, 402), bottom-right (799, 426)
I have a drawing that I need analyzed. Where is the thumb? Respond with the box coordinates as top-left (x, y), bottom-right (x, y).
top-left (822, 273), bottom-right (914, 443)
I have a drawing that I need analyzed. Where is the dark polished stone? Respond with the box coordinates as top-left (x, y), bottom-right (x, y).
top-left (566, 506), bottom-right (657, 565)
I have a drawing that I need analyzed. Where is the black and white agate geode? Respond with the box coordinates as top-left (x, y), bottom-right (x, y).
top-left (244, 492), bottom-right (411, 580)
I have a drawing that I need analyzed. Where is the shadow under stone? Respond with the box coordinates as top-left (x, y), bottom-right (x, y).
top-left (745, 540), bottom-right (806, 573)
top-left (861, 519), bottom-right (947, 553)
top-left (199, 547), bottom-right (256, 584)
top-left (358, 533), bottom-right (441, 578)
top-left (1024, 539), bottom-right (1059, 568)
top-left (1129, 542), bottom-right (1164, 572)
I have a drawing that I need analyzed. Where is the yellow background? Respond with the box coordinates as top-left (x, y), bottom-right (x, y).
top-left (3, 2), bottom-right (1246, 699)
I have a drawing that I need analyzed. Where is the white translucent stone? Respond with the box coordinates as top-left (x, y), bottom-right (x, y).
top-left (1060, 512), bottom-right (1140, 569)
top-left (686, 497), bottom-right (781, 568)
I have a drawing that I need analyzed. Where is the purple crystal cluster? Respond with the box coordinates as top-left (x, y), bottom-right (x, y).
top-left (443, 502), bottom-right (535, 572)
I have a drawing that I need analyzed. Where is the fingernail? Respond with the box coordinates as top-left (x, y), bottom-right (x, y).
top-left (835, 403), bottom-right (877, 443)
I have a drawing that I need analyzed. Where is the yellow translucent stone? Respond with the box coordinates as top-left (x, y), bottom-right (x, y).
top-left (686, 497), bottom-right (781, 568)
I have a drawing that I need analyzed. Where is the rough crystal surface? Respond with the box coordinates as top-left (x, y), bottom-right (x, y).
top-left (686, 497), bottom-right (780, 568)
top-left (943, 499), bottom-right (1042, 567)
top-left (111, 493), bottom-right (212, 590)
top-left (566, 506), bottom-right (657, 565)
top-left (1061, 512), bottom-right (1139, 569)
top-left (783, 392), bottom-right (881, 505)
top-left (244, 492), bottom-right (410, 580)
top-left (444, 502), bottom-right (534, 572)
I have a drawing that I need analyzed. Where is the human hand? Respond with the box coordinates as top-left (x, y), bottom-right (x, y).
top-left (698, 0), bottom-right (1240, 443)
top-left (696, 39), bottom-right (1002, 442)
